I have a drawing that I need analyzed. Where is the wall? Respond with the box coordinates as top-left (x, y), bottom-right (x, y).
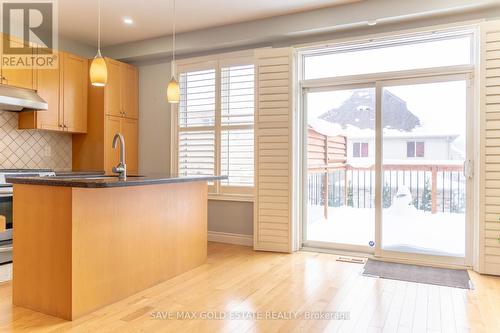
top-left (0, 112), bottom-right (72, 170)
top-left (137, 63), bottom-right (171, 175)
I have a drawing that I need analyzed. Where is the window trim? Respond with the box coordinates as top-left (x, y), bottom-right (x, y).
top-left (171, 52), bottom-right (255, 201)
top-left (407, 141), bottom-right (425, 158)
top-left (353, 142), bottom-right (369, 158)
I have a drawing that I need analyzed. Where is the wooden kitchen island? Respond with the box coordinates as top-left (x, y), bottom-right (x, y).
top-left (6, 175), bottom-right (225, 320)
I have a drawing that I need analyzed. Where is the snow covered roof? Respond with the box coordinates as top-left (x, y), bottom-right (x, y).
top-left (309, 118), bottom-right (459, 140)
top-left (310, 89), bottom-right (460, 140)
top-left (319, 89), bottom-right (420, 132)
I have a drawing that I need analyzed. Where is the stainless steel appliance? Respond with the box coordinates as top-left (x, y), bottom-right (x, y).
top-left (0, 85), bottom-right (48, 111)
top-left (0, 169), bottom-right (55, 265)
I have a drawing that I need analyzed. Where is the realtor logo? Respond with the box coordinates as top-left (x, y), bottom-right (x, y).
top-left (1, 0), bottom-right (58, 68)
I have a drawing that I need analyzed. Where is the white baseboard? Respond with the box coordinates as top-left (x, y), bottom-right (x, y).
top-left (207, 231), bottom-right (253, 247)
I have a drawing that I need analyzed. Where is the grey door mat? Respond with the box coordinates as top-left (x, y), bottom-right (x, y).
top-left (363, 259), bottom-right (472, 289)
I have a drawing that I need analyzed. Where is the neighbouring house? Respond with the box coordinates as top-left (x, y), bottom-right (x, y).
top-left (314, 89), bottom-right (464, 164)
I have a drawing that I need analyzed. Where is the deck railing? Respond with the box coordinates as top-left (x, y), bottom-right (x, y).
top-left (308, 164), bottom-right (465, 218)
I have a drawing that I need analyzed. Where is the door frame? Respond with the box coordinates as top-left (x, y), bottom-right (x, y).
top-left (300, 66), bottom-right (475, 267)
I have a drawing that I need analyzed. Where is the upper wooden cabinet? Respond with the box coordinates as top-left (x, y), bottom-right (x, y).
top-left (105, 59), bottom-right (121, 117)
top-left (120, 63), bottom-right (138, 119)
top-left (0, 35), bottom-right (35, 90)
top-left (104, 58), bottom-right (138, 119)
top-left (61, 52), bottom-right (88, 133)
top-left (19, 51), bottom-right (88, 133)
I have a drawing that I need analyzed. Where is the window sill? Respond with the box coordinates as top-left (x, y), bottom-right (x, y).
top-left (208, 194), bottom-right (255, 203)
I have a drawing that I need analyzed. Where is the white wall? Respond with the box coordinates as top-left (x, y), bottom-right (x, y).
top-left (138, 62), bottom-right (171, 175)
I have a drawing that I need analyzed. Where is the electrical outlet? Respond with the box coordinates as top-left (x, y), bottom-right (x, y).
top-left (44, 145), bottom-right (51, 157)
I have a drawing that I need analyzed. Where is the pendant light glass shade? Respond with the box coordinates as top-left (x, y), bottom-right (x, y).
top-left (167, 76), bottom-right (180, 103)
top-left (90, 51), bottom-right (107, 87)
top-left (90, 0), bottom-right (107, 87)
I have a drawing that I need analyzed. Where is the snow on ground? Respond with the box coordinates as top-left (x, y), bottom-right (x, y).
top-left (307, 205), bottom-right (465, 257)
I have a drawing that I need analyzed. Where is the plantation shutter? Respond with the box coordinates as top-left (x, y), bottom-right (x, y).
top-left (480, 20), bottom-right (500, 275)
top-left (220, 64), bottom-right (255, 195)
top-left (177, 65), bottom-right (217, 190)
top-left (254, 48), bottom-right (295, 253)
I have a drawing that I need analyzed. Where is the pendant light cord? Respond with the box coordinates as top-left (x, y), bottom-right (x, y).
top-left (98, 0), bottom-right (101, 54)
top-left (172, 0), bottom-right (176, 74)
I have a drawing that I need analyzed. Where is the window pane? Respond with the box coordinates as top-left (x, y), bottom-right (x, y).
top-left (306, 87), bottom-right (375, 247)
top-left (382, 81), bottom-right (467, 257)
top-left (416, 142), bottom-right (425, 157)
top-left (178, 131), bottom-right (215, 177)
top-left (407, 142), bottom-right (415, 157)
top-left (353, 143), bottom-right (360, 157)
top-left (361, 143), bottom-right (368, 157)
top-left (304, 36), bottom-right (471, 79)
top-left (179, 69), bottom-right (216, 127)
top-left (221, 65), bottom-right (254, 126)
top-left (221, 129), bottom-right (254, 186)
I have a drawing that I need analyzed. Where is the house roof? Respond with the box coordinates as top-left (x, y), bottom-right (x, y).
top-left (319, 89), bottom-right (421, 132)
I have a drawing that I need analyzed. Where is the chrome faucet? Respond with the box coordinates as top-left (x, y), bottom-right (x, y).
top-left (112, 133), bottom-right (127, 180)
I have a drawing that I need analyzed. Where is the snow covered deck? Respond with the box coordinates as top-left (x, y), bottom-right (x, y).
top-left (307, 205), bottom-right (465, 257)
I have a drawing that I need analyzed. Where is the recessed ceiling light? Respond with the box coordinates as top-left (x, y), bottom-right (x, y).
top-left (123, 17), bottom-right (134, 25)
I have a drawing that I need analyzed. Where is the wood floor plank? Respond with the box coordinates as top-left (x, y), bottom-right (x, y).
top-left (0, 243), bottom-right (498, 332)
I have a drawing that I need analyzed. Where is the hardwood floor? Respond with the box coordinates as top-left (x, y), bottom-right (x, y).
top-left (0, 242), bottom-right (499, 332)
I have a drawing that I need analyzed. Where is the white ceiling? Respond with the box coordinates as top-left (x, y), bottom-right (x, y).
top-left (59, 0), bottom-right (359, 47)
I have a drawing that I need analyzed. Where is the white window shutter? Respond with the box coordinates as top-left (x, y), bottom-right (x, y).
top-left (480, 20), bottom-right (500, 275)
top-left (254, 48), bottom-right (295, 253)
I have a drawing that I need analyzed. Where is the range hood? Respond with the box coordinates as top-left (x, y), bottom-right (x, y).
top-left (0, 85), bottom-right (47, 112)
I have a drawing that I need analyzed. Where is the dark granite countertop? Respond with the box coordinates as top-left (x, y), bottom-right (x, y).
top-left (54, 171), bottom-right (106, 177)
top-left (6, 174), bottom-right (227, 188)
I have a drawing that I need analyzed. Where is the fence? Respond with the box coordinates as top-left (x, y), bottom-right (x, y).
top-left (308, 164), bottom-right (466, 219)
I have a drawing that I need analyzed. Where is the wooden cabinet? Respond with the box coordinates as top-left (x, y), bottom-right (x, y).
top-left (120, 63), bottom-right (138, 119)
top-left (19, 51), bottom-right (60, 131)
top-left (19, 51), bottom-right (88, 133)
top-left (104, 116), bottom-right (138, 174)
top-left (121, 118), bottom-right (138, 173)
top-left (61, 52), bottom-right (88, 133)
top-left (0, 35), bottom-right (35, 90)
top-left (104, 116), bottom-right (122, 174)
top-left (105, 58), bottom-right (138, 119)
top-left (73, 59), bottom-right (139, 175)
top-left (104, 59), bottom-right (121, 117)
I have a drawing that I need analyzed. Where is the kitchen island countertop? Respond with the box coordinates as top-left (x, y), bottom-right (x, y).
top-left (6, 174), bottom-right (227, 188)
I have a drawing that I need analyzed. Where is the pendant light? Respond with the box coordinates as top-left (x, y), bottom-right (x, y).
top-left (167, 0), bottom-right (180, 103)
top-left (90, 0), bottom-right (107, 87)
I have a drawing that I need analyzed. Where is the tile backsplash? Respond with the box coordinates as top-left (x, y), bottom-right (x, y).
top-left (0, 112), bottom-right (71, 170)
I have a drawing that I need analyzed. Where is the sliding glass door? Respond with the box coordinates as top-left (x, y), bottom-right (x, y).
top-left (300, 29), bottom-right (475, 266)
top-left (304, 86), bottom-right (375, 252)
top-left (380, 77), bottom-right (471, 263)
top-left (302, 75), bottom-right (472, 266)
